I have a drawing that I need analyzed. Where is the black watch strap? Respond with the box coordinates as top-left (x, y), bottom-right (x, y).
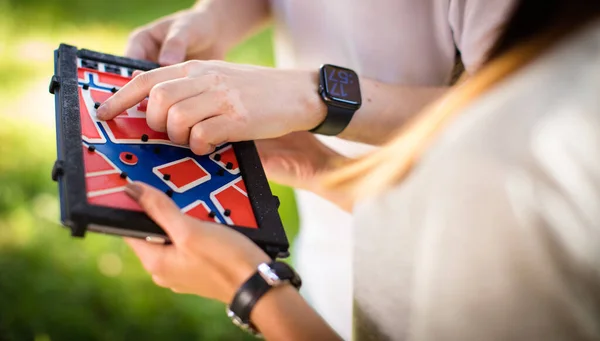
top-left (229, 272), bottom-right (271, 326)
top-left (227, 262), bottom-right (302, 335)
top-left (309, 104), bottom-right (356, 136)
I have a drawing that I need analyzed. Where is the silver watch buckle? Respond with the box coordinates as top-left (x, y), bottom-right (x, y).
top-left (226, 307), bottom-right (263, 338)
top-left (257, 262), bottom-right (282, 286)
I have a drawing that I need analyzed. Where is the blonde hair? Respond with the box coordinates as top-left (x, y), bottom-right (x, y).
top-left (325, 35), bottom-right (556, 199)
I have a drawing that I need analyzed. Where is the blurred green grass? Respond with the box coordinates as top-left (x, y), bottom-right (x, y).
top-left (0, 0), bottom-right (298, 340)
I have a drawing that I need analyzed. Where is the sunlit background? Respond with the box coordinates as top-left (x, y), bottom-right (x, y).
top-left (0, 0), bottom-right (299, 339)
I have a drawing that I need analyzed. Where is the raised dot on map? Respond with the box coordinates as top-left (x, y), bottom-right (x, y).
top-left (217, 169), bottom-right (225, 176)
top-left (120, 172), bottom-right (128, 179)
top-left (163, 174), bottom-right (171, 181)
top-left (141, 134), bottom-right (149, 142)
top-left (224, 209), bottom-right (231, 217)
top-left (87, 145), bottom-right (96, 152)
top-left (111, 87), bottom-right (118, 93)
top-left (82, 83), bottom-right (89, 90)
top-left (208, 211), bottom-right (216, 218)
top-left (214, 154), bottom-right (221, 162)
top-left (94, 102), bottom-right (101, 109)
top-left (226, 162), bottom-right (233, 170)
top-left (166, 189), bottom-right (174, 197)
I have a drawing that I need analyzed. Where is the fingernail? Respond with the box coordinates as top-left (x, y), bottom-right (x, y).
top-left (96, 103), bottom-right (108, 119)
top-left (125, 183), bottom-right (143, 201)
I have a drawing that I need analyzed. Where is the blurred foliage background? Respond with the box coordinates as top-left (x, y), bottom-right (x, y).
top-left (0, 0), bottom-right (299, 340)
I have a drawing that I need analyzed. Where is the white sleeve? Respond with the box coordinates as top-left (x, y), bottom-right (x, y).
top-left (448, 0), bottom-right (516, 73)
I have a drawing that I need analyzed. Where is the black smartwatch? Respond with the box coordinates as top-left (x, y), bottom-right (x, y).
top-left (310, 64), bottom-right (362, 136)
top-left (227, 261), bottom-right (302, 336)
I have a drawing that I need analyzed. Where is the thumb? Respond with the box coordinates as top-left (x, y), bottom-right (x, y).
top-left (158, 20), bottom-right (190, 66)
top-left (125, 182), bottom-right (189, 244)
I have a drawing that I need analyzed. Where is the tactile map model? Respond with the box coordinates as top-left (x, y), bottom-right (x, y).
top-left (77, 60), bottom-right (257, 228)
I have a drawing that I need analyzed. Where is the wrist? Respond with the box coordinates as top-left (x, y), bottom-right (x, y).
top-left (306, 146), bottom-right (342, 190)
top-left (309, 155), bottom-right (355, 212)
top-left (289, 69), bottom-right (327, 132)
top-left (227, 261), bottom-right (302, 336)
top-left (250, 283), bottom-right (299, 322)
top-left (226, 252), bottom-right (271, 303)
top-left (308, 64), bottom-right (363, 136)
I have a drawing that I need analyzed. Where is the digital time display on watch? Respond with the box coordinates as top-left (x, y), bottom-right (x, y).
top-left (321, 64), bottom-right (361, 106)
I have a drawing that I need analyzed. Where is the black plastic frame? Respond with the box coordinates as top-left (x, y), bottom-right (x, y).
top-left (51, 44), bottom-right (289, 259)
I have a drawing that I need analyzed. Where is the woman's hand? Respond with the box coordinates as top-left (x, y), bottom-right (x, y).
top-left (123, 182), bottom-right (270, 303)
top-left (96, 61), bottom-right (326, 155)
top-left (124, 182), bottom-right (342, 340)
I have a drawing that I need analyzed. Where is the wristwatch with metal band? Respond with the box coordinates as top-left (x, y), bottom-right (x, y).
top-left (227, 261), bottom-right (302, 336)
top-left (310, 64), bottom-right (362, 136)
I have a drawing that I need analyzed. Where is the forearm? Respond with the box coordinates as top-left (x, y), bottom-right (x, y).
top-left (197, 0), bottom-right (271, 52)
top-left (341, 80), bottom-right (447, 145)
top-left (302, 74), bottom-right (448, 146)
top-left (251, 285), bottom-right (341, 340)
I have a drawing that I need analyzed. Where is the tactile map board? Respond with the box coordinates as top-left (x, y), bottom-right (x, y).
top-left (50, 44), bottom-right (289, 259)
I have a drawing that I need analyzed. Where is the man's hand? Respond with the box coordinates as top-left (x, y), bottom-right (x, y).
top-left (126, 8), bottom-right (223, 65)
top-left (96, 61), bottom-right (326, 155)
top-left (256, 132), bottom-right (354, 212)
top-left (125, 0), bottom-right (271, 66)
top-left (256, 132), bottom-right (340, 191)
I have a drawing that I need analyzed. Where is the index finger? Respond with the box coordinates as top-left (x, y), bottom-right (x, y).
top-left (96, 64), bottom-right (186, 120)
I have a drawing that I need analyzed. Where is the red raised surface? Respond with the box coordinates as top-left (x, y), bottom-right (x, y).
top-left (83, 148), bottom-right (114, 174)
top-left (183, 200), bottom-right (218, 223)
top-left (79, 67), bottom-right (131, 88)
top-left (105, 117), bottom-right (169, 142)
top-left (220, 147), bottom-right (238, 170)
top-left (82, 145), bottom-right (136, 211)
top-left (86, 173), bottom-right (128, 193)
top-left (89, 89), bottom-right (113, 106)
top-left (155, 158), bottom-right (209, 189)
top-left (89, 191), bottom-right (142, 211)
top-left (234, 178), bottom-right (247, 192)
top-left (211, 145), bottom-right (239, 173)
top-left (213, 180), bottom-right (257, 228)
top-left (79, 87), bottom-right (103, 141)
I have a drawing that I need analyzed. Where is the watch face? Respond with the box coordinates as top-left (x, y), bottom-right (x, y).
top-left (321, 65), bottom-right (361, 106)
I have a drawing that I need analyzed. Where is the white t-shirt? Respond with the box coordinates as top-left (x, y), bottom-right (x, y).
top-left (269, 1), bottom-right (514, 339)
top-left (353, 21), bottom-right (600, 340)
